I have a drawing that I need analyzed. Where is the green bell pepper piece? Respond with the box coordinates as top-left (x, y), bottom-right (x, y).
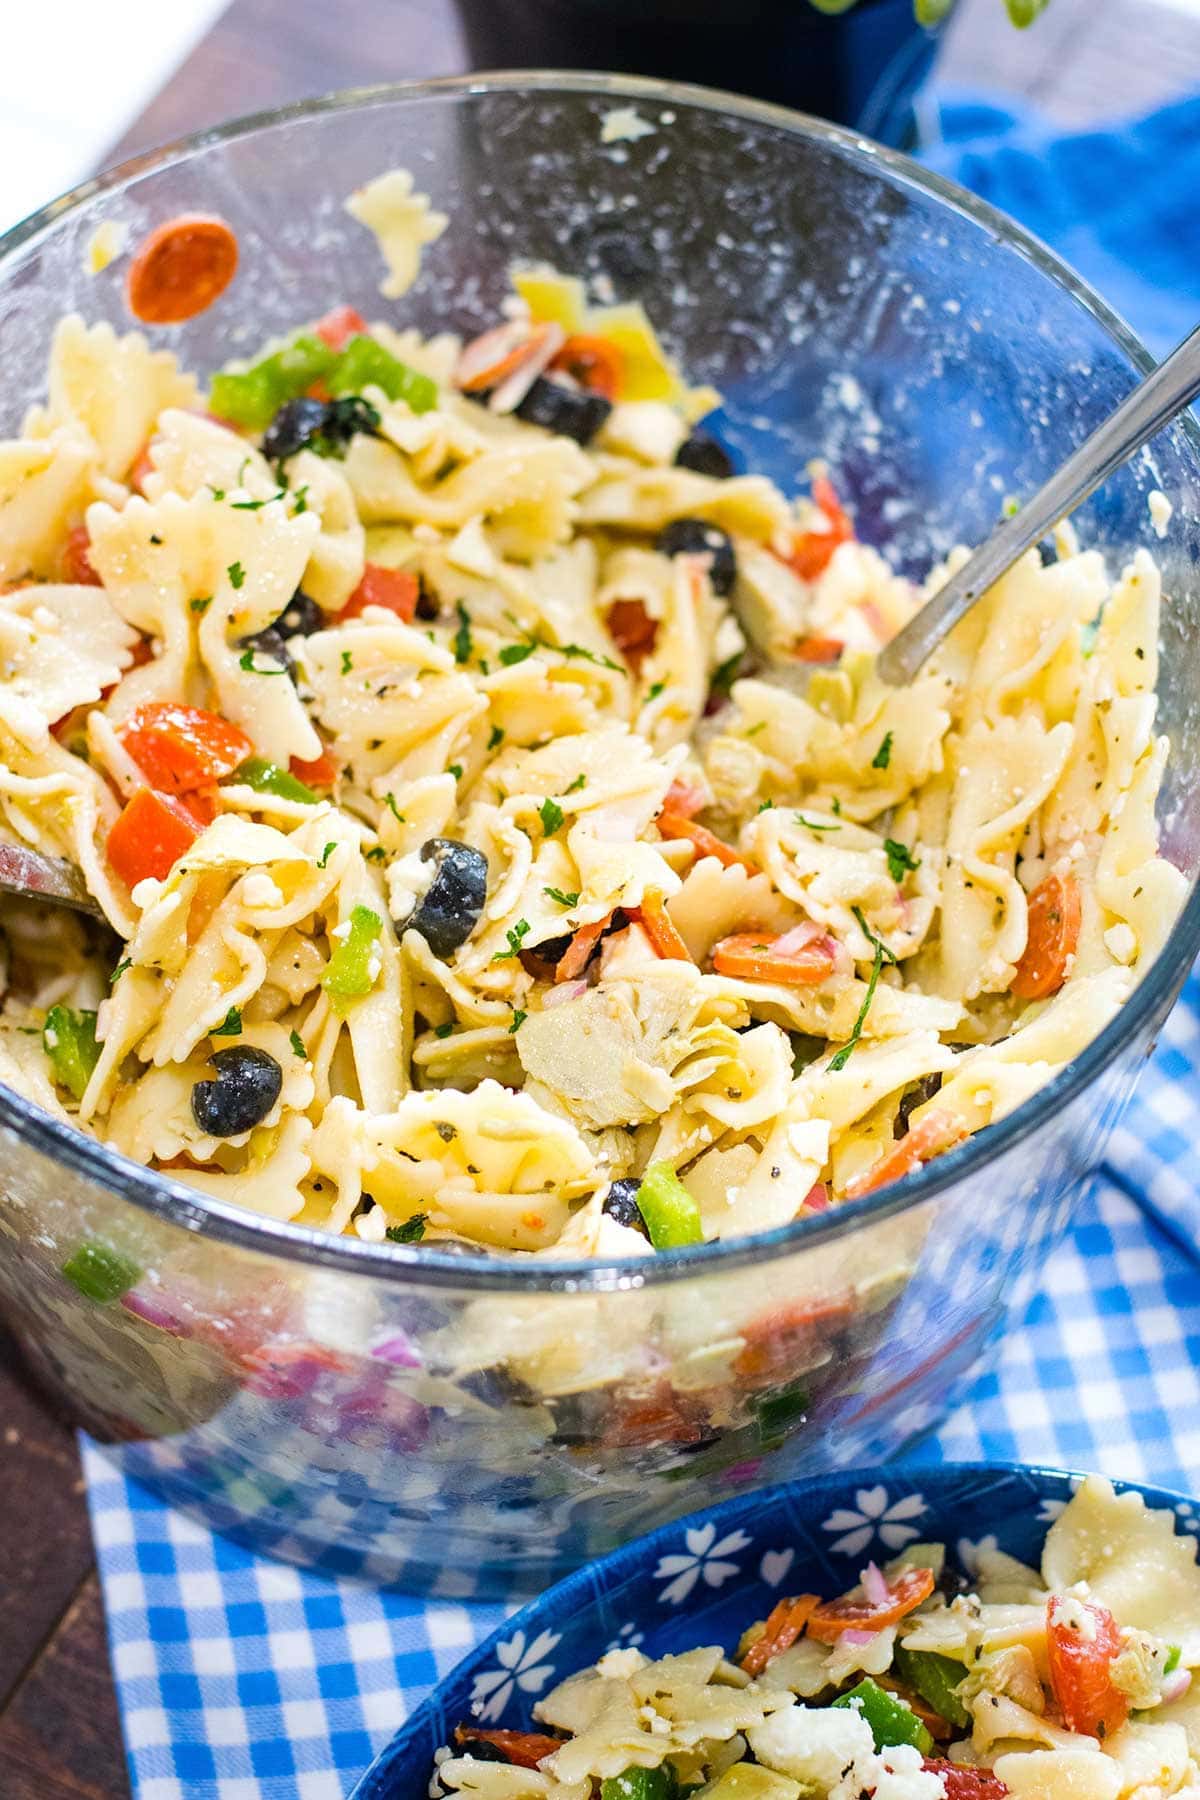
top-left (42, 1004), bottom-right (101, 1101)
top-left (327, 335), bottom-right (437, 413)
top-left (634, 1161), bottom-right (704, 1250)
top-left (209, 331), bottom-right (336, 430)
top-left (61, 1240), bottom-right (142, 1305)
top-left (698, 1770), bottom-right (800, 1800)
top-left (228, 757), bottom-right (318, 804)
top-left (601, 1768), bottom-right (677, 1800)
top-left (754, 1380), bottom-right (811, 1449)
top-left (892, 1643), bottom-right (969, 1728)
top-left (832, 1676), bottom-right (934, 1755)
top-left (1165, 1645), bottom-right (1183, 1675)
top-left (322, 904), bottom-right (383, 1006)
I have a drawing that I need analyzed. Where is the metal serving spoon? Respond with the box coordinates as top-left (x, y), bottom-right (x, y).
top-left (877, 322), bottom-right (1200, 686)
top-left (0, 841), bottom-right (104, 920)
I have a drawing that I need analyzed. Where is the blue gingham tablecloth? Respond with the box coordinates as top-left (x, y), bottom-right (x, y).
top-left (80, 90), bottom-right (1200, 1799)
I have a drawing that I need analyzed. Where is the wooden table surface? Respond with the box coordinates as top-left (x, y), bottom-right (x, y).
top-left (2, 0), bottom-right (1196, 1794)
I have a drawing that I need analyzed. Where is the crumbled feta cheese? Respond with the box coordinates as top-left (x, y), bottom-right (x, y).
top-left (353, 1203), bottom-right (388, 1243)
top-left (596, 1647), bottom-right (647, 1678)
top-left (749, 1700), bottom-right (875, 1790)
top-left (131, 876), bottom-right (164, 909)
top-left (872, 1743), bottom-right (947, 1799)
top-left (331, 920), bottom-right (351, 942)
top-left (600, 106), bottom-right (656, 144)
top-left (1149, 489), bottom-right (1173, 538)
top-left (1050, 1594), bottom-right (1097, 1640)
top-left (1104, 922), bottom-right (1137, 965)
top-left (242, 873), bottom-right (285, 909)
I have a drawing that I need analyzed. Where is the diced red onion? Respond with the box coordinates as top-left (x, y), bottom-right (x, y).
top-left (488, 322), bottom-right (566, 414)
top-left (861, 1560), bottom-right (890, 1606)
top-left (544, 978), bottom-right (588, 1008)
top-left (370, 1332), bottom-right (422, 1369)
top-left (121, 1288), bottom-right (185, 1333)
top-left (773, 921), bottom-right (823, 957)
top-left (840, 1628), bottom-right (878, 1647)
top-left (803, 1181), bottom-right (831, 1213)
top-left (1162, 1667), bottom-right (1192, 1704)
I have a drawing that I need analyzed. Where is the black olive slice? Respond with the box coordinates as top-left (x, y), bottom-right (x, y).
top-left (276, 590), bottom-right (324, 636)
top-left (260, 397), bottom-right (330, 462)
top-left (655, 517), bottom-right (737, 596)
top-left (515, 376), bottom-right (611, 445)
top-left (191, 1045), bottom-right (283, 1137)
top-left (602, 1177), bottom-right (648, 1235)
top-left (675, 430), bottom-right (736, 479)
top-left (402, 839), bottom-right (488, 958)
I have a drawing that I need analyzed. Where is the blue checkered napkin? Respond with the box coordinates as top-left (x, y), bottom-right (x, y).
top-left (83, 1136), bottom-right (1200, 1800)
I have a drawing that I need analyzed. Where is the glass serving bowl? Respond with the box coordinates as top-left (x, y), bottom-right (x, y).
top-left (1, 74), bottom-right (1198, 1597)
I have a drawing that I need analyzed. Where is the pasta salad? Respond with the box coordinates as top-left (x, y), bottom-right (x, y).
top-left (432, 1476), bottom-right (1200, 1797)
top-left (0, 184), bottom-right (1185, 1261)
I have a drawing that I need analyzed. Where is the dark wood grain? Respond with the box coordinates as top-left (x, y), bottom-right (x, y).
top-left (0, 1569), bottom-right (129, 1800)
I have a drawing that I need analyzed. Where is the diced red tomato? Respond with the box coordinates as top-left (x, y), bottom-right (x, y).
top-left (118, 702), bottom-right (254, 796)
top-left (657, 810), bottom-right (756, 874)
top-left (453, 1727), bottom-right (564, 1768)
top-left (628, 891), bottom-right (693, 962)
top-left (315, 305), bottom-right (367, 350)
top-left (603, 1381), bottom-right (708, 1448)
top-left (549, 333), bottom-right (623, 400)
top-left (783, 474), bottom-right (854, 581)
top-left (108, 788), bottom-right (200, 887)
top-left (1012, 871), bottom-right (1081, 1001)
top-left (126, 214), bottom-right (238, 325)
top-left (734, 1294), bottom-right (856, 1385)
top-left (712, 928), bottom-right (839, 987)
top-left (1046, 1596), bottom-right (1129, 1738)
top-left (792, 635), bottom-right (844, 664)
top-left (342, 564), bottom-right (420, 622)
top-left (63, 525), bottom-right (102, 586)
top-left (290, 749), bottom-right (339, 787)
top-left (921, 1763), bottom-right (1008, 1797)
top-left (807, 1564), bottom-right (935, 1644)
top-left (842, 1109), bottom-right (965, 1200)
top-left (606, 597), bottom-right (658, 668)
top-left (306, 378), bottom-right (332, 402)
top-left (741, 1595), bottom-right (820, 1676)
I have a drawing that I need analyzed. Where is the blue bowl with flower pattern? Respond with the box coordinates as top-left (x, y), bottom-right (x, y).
top-left (350, 1462), bottom-right (1200, 1795)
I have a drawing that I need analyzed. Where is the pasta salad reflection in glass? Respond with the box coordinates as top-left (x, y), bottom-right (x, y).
top-left (0, 174), bottom-right (1184, 1262)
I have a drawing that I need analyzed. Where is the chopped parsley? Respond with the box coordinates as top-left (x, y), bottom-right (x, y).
top-left (710, 650), bottom-right (744, 698)
top-left (561, 641), bottom-right (622, 672)
top-left (365, 845), bottom-right (386, 862)
top-left (386, 1214), bottom-right (427, 1244)
top-left (189, 596), bottom-right (212, 614)
top-left (539, 797), bottom-right (564, 835)
top-left (448, 763), bottom-right (463, 781)
top-left (828, 909), bottom-right (896, 1073)
top-left (231, 490), bottom-right (286, 511)
top-left (508, 1009), bottom-right (527, 1034)
top-left (492, 919), bottom-right (531, 961)
top-left (208, 484), bottom-right (225, 500)
top-left (291, 484), bottom-right (310, 515)
top-left (433, 1022), bottom-right (455, 1039)
top-left (213, 1005), bottom-right (242, 1036)
top-left (317, 841), bottom-right (337, 869)
top-left (239, 648), bottom-right (287, 674)
top-left (498, 640), bottom-right (537, 667)
top-left (453, 602), bottom-right (473, 665)
top-left (227, 560), bottom-right (246, 590)
top-left (757, 799), bottom-right (775, 813)
top-left (564, 773), bottom-right (587, 793)
top-left (646, 680), bottom-right (666, 701)
top-left (872, 730), bottom-right (894, 771)
top-left (831, 796), bottom-right (842, 816)
top-left (544, 886), bottom-right (580, 908)
top-left (884, 838), bottom-right (921, 883)
top-left (289, 1030), bottom-right (307, 1059)
top-left (340, 650), bottom-right (353, 675)
top-left (383, 794), bottom-right (405, 823)
top-left (795, 814), bottom-right (839, 832)
top-left (487, 724), bottom-right (504, 751)
top-left (745, 721), bottom-right (767, 738)
top-left (110, 958), bottom-right (131, 983)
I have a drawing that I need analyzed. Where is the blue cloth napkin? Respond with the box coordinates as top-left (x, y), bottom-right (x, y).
top-left (80, 89), bottom-right (1200, 1800)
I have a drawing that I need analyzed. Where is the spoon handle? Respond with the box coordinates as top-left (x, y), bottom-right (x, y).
top-left (877, 321), bottom-right (1200, 686)
top-left (0, 841), bottom-right (105, 920)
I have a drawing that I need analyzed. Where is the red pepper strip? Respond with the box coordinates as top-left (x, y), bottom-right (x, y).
top-left (662, 777), bottom-right (706, 819)
top-left (657, 810), bottom-right (756, 874)
top-left (290, 749), bottom-right (339, 787)
top-left (1011, 871), bottom-right (1081, 1001)
top-left (315, 305), bottom-right (367, 350)
top-left (108, 787), bottom-right (200, 887)
top-left (1046, 1595), bottom-right (1129, 1738)
top-left (807, 1565), bottom-right (935, 1644)
top-left (549, 332), bottom-right (623, 399)
top-left (118, 702), bottom-right (255, 795)
top-left (606, 597), bottom-right (658, 668)
top-left (792, 635), bottom-right (844, 664)
top-left (784, 474), bottom-right (854, 581)
top-left (628, 892), bottom-right (693, 962)
top-left (453, 1727), bottom-right (564, 1768)
top-left (734, 1294), bottom-right (856, 1385)
top-left (741, 1595), bottom-right (820, 1676)
top-left (554, 914), bottom-right (612, 982)
top-left (63, 524), bottom-right (102, 586)
top-left (842, 1110), bottom-right (965, 1201)
top-left (342, 564), bottom-right (420, 622)
top-left (712, 930), bottom-right (839, 988)
top-left (921, 1763), bottom-right (1009, 1798)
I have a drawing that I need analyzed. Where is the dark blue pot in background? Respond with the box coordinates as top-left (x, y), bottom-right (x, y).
top-left (451, 0), bottom-right (943, 147)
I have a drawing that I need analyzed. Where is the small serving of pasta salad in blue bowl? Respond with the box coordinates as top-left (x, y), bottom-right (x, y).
top-left (356, 1464), bottom-right (1200, 1800)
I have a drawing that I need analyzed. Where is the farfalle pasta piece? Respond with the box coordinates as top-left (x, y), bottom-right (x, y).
top-left (0, 583), bottom-right (139, 750)
top-left (0, 426), bottom-right (96, 582)
top-left (344, 167), bottom-right (448, 298)
top-left (25, 315), bottom-right (198, 480)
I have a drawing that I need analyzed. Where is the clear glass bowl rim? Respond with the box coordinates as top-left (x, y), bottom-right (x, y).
top-left (1, 69), bottom-right (1196, 1295)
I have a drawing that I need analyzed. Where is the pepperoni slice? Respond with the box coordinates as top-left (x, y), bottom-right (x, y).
top-left (807, 1564), bottom-right (935, 1643)
top-left (1011, 871), bottom-right (1081, 1000)
top-left (127, 214), bottom-right (238, 325)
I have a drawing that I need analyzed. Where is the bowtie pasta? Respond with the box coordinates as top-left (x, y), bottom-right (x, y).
top-left (432, 1476), bottom-right (1200, 1799)
top-left (0, 241), bottom-right (1184, 1261)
